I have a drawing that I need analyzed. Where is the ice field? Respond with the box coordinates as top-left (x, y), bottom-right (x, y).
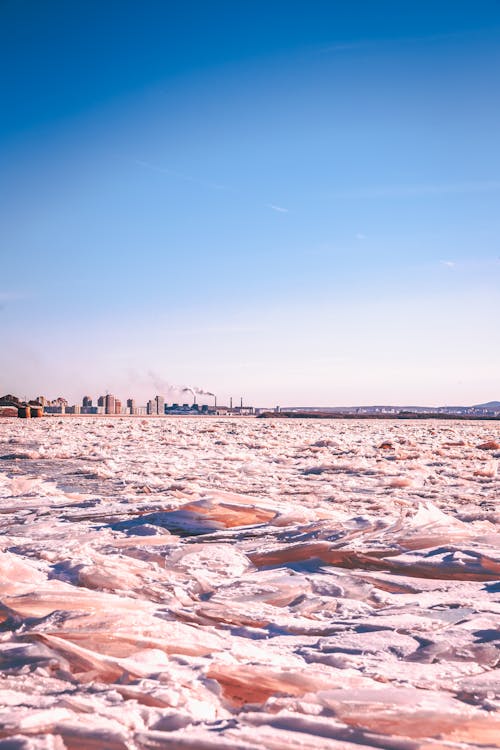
top-left (0, 417), bottom-right (499, 749)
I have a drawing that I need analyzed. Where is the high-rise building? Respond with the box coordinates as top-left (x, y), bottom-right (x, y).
top-left (127, 398), bottom-right (136, 415)
top-left (105, 394), bottom-right (115, 415)
top-left (97, 395), bottom-right (105, 407)
top-left (82, 396), bottom-right (92, 408)
top-left (114, 399), bottom-right (122, 415)
top-left (155, 395), bottom-right (165, 415)
top-left (46, 397), bottom-right (67, 414)
top-left (146, 399), bottom-right (155, 415)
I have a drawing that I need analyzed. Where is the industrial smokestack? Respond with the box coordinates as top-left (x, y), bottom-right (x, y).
top-left (240, 397), bottom-right (243, 408)
top-left (230, 397), bottom-right (233, 410)
top-left (214, 394), bottom-right (217, 408)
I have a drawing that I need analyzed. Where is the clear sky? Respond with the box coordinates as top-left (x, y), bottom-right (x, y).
top-left (1, 0), bottom-right (499, 407)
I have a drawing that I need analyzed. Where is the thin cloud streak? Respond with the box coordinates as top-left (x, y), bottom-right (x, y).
top-left (318, 27), bottom-right (500, 56)
top-left (331, 180), bottom-right (500, 199)
top-left (135, 159), bottom-right (231, 191)
top-left (137, 160), bottom-right (287, 214)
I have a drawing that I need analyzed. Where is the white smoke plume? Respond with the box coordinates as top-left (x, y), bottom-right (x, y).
top-left (146, 373), bottom-right (181, 397)
top-left (147, 372), bottom-right (214, 400)
top-left (183, 386), bottom-right (216, 399)
top-left (194, 387), bottom-right (215, 397)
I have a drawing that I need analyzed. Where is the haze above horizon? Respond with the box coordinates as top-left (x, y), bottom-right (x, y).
top-left (1, 1), bottom-right (499, 406)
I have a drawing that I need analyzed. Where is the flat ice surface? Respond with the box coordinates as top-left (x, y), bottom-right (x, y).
top-left (0, 417), bottom-right (498, 750)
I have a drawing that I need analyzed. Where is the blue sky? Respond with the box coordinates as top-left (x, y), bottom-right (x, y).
top-left (1, 1), bottom-right (499, 406)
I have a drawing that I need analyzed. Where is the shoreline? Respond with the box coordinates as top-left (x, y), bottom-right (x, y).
top-left (29, 412), bottom-right (500, 421)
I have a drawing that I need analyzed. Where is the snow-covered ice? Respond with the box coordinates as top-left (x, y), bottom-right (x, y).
top-left (0, 417), bottom-right (498, 749)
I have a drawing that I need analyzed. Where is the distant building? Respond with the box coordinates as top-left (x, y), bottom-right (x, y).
top-left (164, 402), bottom-right (200, 414)
top-left (146, 399), bottom-right (155, 415)
top-left (233, 406), bottom-right (255, 415)
top-left (114, 399), bottom-right (122, 415)
top-left (97, 395), bottom-right (105, 407)
top-left (0, 406), bottom-right (18, 418)
top-left (126, 398), bottom-right (136, 415)
top-left (65, 405), bottom-right (81, 415)
top-left (44, 405), bottom-right (65, 414)
top-left (0, 394), bottom-right (21, 417)
top-left (54, 397), bottom-right (68, 408)
top-left (44, 398), bottom-right (67, 414)
top-left (105, 394), bottom-right (115, 415)
top-left (81, 406), bottom-right (98, 415)
top-left (37, 396), bottom-right (47, 407)
top-left (155, 395), bottom-right (164, 415)
top-left (0, 395), bottom-right (21, 405)
top-left (82, 396), bottom-right (92, 408)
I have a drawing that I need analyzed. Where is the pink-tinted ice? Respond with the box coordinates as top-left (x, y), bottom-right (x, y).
top-left (0, 417), bottom-right (498, 749)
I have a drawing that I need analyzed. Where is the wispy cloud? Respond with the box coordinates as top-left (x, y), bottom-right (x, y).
top-left (317, 28), bottom-right (499, 56)
top-left (135, 159), bottom-right (230, 191)
top-left (355, 233), bottom-right (367, 240)
top-left (136, 159), bottom-right (288, 215)
top-left (331, 181), bottom-right (500, 199)
top-left (439, 258), bottom-right (500, 271)
top-left (319, 41), bottom-right (367, 54)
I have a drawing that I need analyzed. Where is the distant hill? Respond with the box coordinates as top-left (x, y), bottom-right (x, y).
top-left (283, 401), bottom-right (500, 414)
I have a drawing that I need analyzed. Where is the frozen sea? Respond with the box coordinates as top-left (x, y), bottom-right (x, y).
top-left (0, 416), bottom-right (499, 750)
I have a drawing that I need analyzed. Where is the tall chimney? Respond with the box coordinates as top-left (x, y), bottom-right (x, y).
top-left (230, 397), bottom-right (233, 410)
top-left (240, 397), bottom-right (243, 408)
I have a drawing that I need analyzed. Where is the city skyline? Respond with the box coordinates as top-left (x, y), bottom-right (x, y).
top-left (1, 2), bottom-right (500, 405)
top-left (2, 390), bottom-right (499, 419)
